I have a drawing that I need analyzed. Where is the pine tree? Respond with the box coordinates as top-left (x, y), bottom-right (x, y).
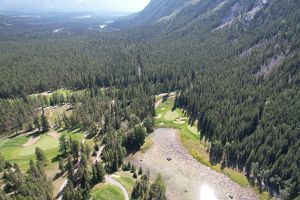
top-left (112, 152), bottom-right (119, 172)
top-left (35, 147), bottom-right (47, 166)
top-left (84, 143), bottom-right (91, 159)
top-left (41, 113), bottom-right (50, 132)
top-left (0, 153), bottom-right (5, 171)
top-left (148, 174), bottom-right (166, 200)
top-left (133, 172), bottom-right (138, 179)
top-left (143, 117), bottom-right (154, 133)
top-left (130, 165), bottom-right (136, 173)
top-left (66, 155), bottom-right (75, 183)
top-left (92, 161), bottom-right (105, 184)
top-left (34, 116), bottom-right (41, 132)
top-left (62, 182), bottom-right (76, 200)
top-left (71, 139), bottom-right (80, 159)
top-left (138, 167), bottom-right (143, 175)
top-left (58, 157), bottom-right (64, 172)
top-left (59, 135), bottom-right (69, 155)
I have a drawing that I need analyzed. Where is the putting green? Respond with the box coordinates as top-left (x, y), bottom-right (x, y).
top-left (91, 183), bottom-right (124, 200)
top-left (19, 135), bottom-right (59, 156)
top-left (164, 110), bottom-right (179, 121)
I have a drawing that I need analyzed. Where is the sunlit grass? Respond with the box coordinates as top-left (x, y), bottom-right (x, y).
top-left (140, 137), bottom-right (154, 153)
top-left (114, 171), bottom-right (136, 195)
top-left (91, 183), bottom-right (124, 200)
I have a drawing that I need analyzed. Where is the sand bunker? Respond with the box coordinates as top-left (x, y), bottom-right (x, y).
top-left (48, 131), bottom-right (60, 138)
top-left (173, 117), bottom-right (187, 124)
top-left (174, 120), bottom-right (185, 124)
top-left (164, 110), bottom-right (179, 121)
top-left (23, 136), bottom-right (40, 147)
top-left (155, 114), bottom-right (162, 119)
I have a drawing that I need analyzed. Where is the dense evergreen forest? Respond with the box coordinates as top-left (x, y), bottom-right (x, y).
top-left (0, 0), bottom-right (300, 199)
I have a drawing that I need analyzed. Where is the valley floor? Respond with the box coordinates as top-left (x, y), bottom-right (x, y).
top-left (127, 128), bottom-right (258, 200)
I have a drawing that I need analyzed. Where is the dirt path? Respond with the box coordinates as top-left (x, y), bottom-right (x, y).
top-left (155, 99), bottom-right (163, 108)
top-left (105, 175), bottom-right (129, 200)
top-left (127, 128), bottom-right (259, 200)
top-left (93, 145), bottom-right (105, 164)
top-left (48, 131), bottom-right (60, 138)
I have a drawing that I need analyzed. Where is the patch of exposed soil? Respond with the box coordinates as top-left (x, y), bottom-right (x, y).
top-left (48, 131), bottom-right (60, 138)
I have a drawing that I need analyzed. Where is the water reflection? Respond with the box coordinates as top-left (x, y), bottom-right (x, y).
top-left (200, 184), bottom-right (217, 200)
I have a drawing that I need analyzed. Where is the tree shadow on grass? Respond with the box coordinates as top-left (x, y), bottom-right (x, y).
top-left (26, 130), bottom-right (44, 138)
top-left (53, 171), bottom-right (64, 181)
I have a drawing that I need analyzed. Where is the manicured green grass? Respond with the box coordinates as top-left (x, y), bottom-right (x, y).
top-left (0, 129), bottom-right (85, 170)
top-left (91, 183), bottom-right (124, 200)
top-left (19, 135), bottom-right (59, 156)
top-left (155, 97), bottom-right (200, 141)
top-left (61, 129), bottom-right (84, 142)
top-left (155, 96), bottom-right (251, 188)
top-left (114, 172), bottom-right (136, 195)
top-left (164, 110), bottom-right (179, 121)
top-left (0, 134), bottom-right (59, 170)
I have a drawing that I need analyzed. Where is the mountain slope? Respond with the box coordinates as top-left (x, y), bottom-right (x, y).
top-left (119, 0), bottom-right (300, 199)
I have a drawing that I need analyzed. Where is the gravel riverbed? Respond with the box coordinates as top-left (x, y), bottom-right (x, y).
top-left (126, 128), bottom-right (259, 200)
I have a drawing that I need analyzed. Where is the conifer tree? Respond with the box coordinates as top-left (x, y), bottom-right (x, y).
top-left (35, 147), bottom-right (47, 166)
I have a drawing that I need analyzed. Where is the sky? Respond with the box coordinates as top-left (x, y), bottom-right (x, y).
top-left (0, 0), bottom-right (151, 14)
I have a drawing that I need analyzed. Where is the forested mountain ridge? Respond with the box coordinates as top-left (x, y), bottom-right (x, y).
top-left (124, 0), bottom-right (300, 199)
top-left (0, 0), bottom-right (300, 199)
top-left (119, 0), bottom-right (271, 32)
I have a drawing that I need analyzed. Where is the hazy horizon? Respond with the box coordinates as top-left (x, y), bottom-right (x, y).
top-left (0, 0), bottom-right (151, 15)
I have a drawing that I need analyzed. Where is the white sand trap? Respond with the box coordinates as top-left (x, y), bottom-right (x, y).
top-left (174, 120), bottom-right (185, 124)
top-left (111, 175), bottom-right (120, 178)
top-left (23, 136), bottom-right (40, 147)
top-left (48, 131), bottom-right (60, 138)
top-left (174, 117), bottom-right (187, 124)
top-left (159, 122), bottom-right (165, 126)
top-left (155, 114), bottom-right (162, 119)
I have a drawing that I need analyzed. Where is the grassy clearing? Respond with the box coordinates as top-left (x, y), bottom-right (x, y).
top-left (91, 183), bottom-right (124, 200)
top-left (61, 129), bottom-right (84, 142)
top-left (140, 138), bottom-right (154, 153)
top-left (44, 104), bottom-right (72, 126)
top-left (155, 97), bottom-right (250, 187)
top-left (29, 88), bottom-right (85, 98)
